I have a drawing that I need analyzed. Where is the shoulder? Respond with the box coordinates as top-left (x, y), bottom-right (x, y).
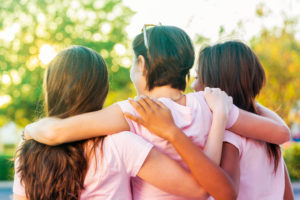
top-left (186, 91), bottom-right (211, 113)
top-left (115, 100), bottom-right (134, 113)
top-left (107, 131), bottom-right (152, 152)
top-left (223, 131), bottom-right (245, 155)
top-left (108, 131), bottom-right (138, 142)
top-left (187, 91), bottom-right (205, 103)
top-left (106, 132), bottom-right (153, 176)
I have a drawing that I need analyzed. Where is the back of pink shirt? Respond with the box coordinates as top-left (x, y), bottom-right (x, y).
top-left (14, 132), bottom-right (153, 200)
top-left (223, 131), bottom-right (285, 200)
top-left (117, 91), bottom-right (239, 200)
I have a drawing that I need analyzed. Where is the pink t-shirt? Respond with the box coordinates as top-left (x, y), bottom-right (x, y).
top-left (13, 131), bottom-right (153, 200)
top-left (117, 91), bottom-right (240, 200)
top-left (222, 131), bottom-right (285, 200)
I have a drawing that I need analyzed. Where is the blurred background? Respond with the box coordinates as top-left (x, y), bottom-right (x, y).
top-left (0, 0), bottom-right (299, 193)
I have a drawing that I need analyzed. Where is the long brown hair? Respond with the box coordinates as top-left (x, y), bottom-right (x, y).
top-left (16, 46), bottom-right (109, 199)
top-left (197, 40), bottom-right (281, 172)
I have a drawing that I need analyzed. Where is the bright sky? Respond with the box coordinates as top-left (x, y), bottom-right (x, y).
top-left (123, 0), bottom-right (300, 42)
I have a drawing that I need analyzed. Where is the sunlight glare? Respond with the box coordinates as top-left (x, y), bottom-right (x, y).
top-left (114, 44), bottom-right (126, 55)
top-left (38, 44), bottom-right (57, 65)
top-left (2, 74), bottom-right (11, 85)
top-left (101, 23), bottom-right (111, 34)
top-left (0, 23), bottom-right (20, 42)
top-left (0, 95), bottom-right (11, 107)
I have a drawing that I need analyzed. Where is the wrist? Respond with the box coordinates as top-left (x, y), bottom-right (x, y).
top-left (166, 126), bottom-right (183, 143)
top-left (24, 125), bottom-right (33, 140)
top-left (212, 110), bottom-right (228, 122)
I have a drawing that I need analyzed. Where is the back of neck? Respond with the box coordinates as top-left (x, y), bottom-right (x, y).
top-left (140, 85), bottom-right (186, 105)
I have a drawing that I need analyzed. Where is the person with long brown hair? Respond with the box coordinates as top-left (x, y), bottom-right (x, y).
top-left (191, 40), bottom-right (293, 199)
top-left (22, 26), bottom-right (290, 199)
top-left (13, 45), bottom-right (239, 200)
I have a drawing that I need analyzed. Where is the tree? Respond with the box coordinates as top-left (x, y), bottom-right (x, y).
top-left (251, 19), bottom-right (300, 124)
top-left (0, 0), bottom-right (135, 127)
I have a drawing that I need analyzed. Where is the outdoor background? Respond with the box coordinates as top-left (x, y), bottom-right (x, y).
top-left (0, 0), bottom-right (299, 189)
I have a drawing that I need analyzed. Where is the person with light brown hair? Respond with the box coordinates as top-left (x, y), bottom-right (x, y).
top-left (191, 40), bottom-right (293, 199)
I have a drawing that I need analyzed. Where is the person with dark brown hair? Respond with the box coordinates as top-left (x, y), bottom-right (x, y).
top-left (23, 26), bottom-right (290, 199)
top-left (13, 46), bottom-right (237, 200)
top-left (192, 40), bottom-right (293, 199)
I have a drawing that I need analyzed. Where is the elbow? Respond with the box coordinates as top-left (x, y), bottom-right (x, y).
top-left (227, 190), bottom-right (238, 200)
top-left (192, 189), bottom-right (209, 199)
top-left (43, 126), bottom-right (62, 146)
top-left (276, 125), bottom-right (291, 144)
top-left (224, 186), bottom-right (238, 200)
top-left (282, 125), bottom-right (291, 143)
top-left (228, 182), bottom-right (238, 200)
top-left (214, 185), bottom-right (238, 200)
top-left (218, 190), bottom-right (237, 200)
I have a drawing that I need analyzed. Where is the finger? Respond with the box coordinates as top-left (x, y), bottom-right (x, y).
top-left (124, 113), bottom-right (146, 126)
top-left (221, 90), bottom-right (228, 98)
top-left (155, 100), bottom-right (168, 109)
top-left (144, 96), bottom-right (161, 110)
top-left (204, 87), bottom-right (211, 94)
top-left (128, 98), bottom-right (146, 117)
top-left (228, 96), bottom-right (233, 110)
top-left (137, 96), bottom-right (152, 113)
top-left (211, 88), bottom-right (221, 93)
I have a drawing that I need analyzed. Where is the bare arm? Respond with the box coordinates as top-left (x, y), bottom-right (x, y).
top-left (167, 128), bottom-right (237, 200)
top-left (125, 96), bottom-right (237, 200)
top-left (256, 102), bottom-right (289, 129)
top-left (25, 104), bottom-right (129, 145)
top-left (203, 88), bottom-right (232, 165)
top-left (284, 162), bottom-right (294, 200)
top-left (203, 114), bottom-right (226, 165)
top-left (220, 143), bottom-right (240, 194)
top-left (138, 148), bottom-right (208, 199)
top-left (229, 108), bottom-right (290, 144)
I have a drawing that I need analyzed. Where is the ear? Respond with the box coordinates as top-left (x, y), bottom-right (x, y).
top-left (138, 55), bottom-right (147, 74)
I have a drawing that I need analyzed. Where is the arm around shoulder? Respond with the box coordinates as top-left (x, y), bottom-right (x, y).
top-left (25, 104), bottom-right (129, 145)
top-left (229, 108), bottom-right (290, 144)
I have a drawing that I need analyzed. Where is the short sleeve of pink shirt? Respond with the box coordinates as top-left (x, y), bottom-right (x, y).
top-left (116, 101), bottom-right (141, 133)
top-left (223, 130), bottom-right (244, 156)
top-left (13, 158), bottom-right (25, 196)
top-left (225, 105), bottom-right (239, 129)
top-left (109, 131), bottom-right (153, 176)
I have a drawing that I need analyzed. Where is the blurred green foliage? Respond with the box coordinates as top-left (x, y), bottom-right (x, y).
top-left (0, 0), bottom-right (136, 127)
top-left (0, 154), bottom-right (14, 180)
top-left (251, 19), bottom-right (300, 125)
top-left (283, 143), bottom-right (300, 181)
